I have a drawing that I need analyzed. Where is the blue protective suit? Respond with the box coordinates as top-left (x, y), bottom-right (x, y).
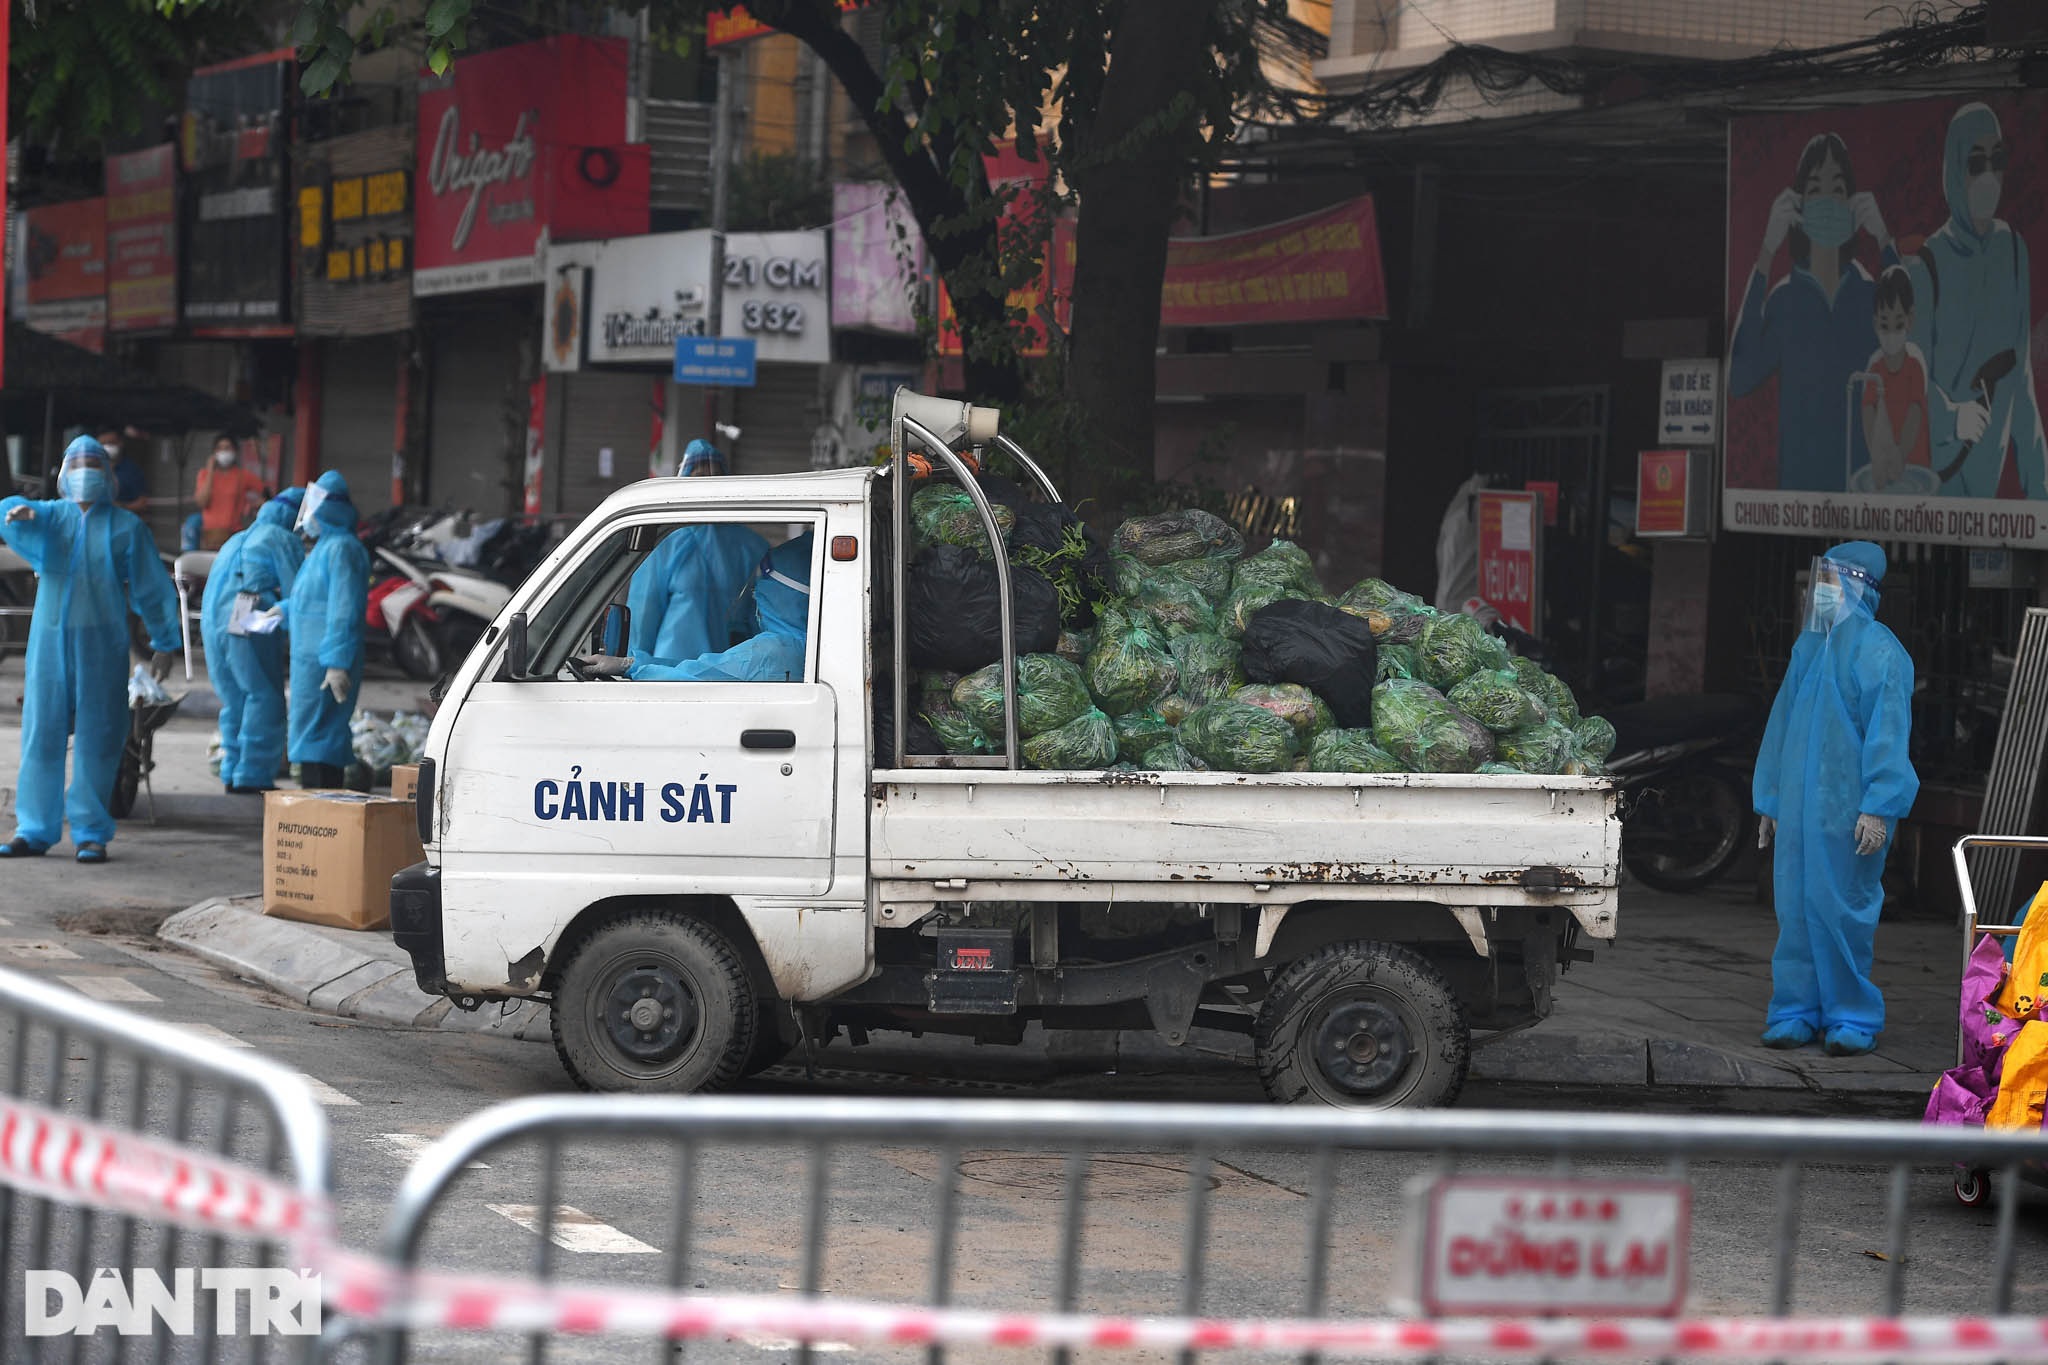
top-left (626, 523), bottom-right (770, 660)
top-left (0, 441), bottom-right (181, 849)
top-left (1729, 257), bottom-right (1888, 491)
top-left (628, 533), bottom-right (813, 683)
top-left (1902, 103), bottom-right (2048, 498)
top-left (283, 473), bottom-right (369, 768)
top-left (1752, 542), bottom-right (1919, 1039)
top-left (202, 496), bottom-right (304, 789)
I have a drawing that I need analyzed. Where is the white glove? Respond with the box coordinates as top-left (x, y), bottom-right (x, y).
top-left (1759, 187), bottom-right (1801, 266)
top-left (573, 653), bottom-right (633, 678)
top-left (1957, 398), bottom-right (1992, 443)
top-left (1758, 814), bottom-right (1776, 849)
top-left (149, 651), bottom-right (176, 682)
top-left (323, 667), bottom-right (351, 704)
top-left (1849, 190), bottom-right (1889, 249)
top-left (4, 504), bottom-right (32, 523)
top-left (1854, 813), bottom-right (1889, 857)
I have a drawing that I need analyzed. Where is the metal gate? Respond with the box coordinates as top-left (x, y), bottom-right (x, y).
top-left (1471, 386), bottom-right (1610, 690)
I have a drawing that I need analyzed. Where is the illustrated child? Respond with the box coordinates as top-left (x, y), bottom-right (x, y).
top-left (1861, 265), bottom-right (1929, 491)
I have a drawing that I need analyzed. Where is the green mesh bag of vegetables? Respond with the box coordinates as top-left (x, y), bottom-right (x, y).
top-left (1179, 699), bottom-right (1300, 773)
top-left (1234, 683), bottom-right (1335, 739)
top-left (917, 669), bottom-right (961, 697)
top-left (1127, 569), bottom-right (1218, 639)
top-left (1478, 761), bottom-right (1524, 775)
top-left (1157, 553), bottom-right (1237, 604)
top-left (1418, 612), bottom-right (1510, 688)
top-left (1022, 707), bottom-right (1117, 769)
top-left (1307, 729), bottom-right (1404, 773)
top-left (1232, 539), bottom-right (1321, 596)
top-left (1445, 668), bottom-right (1542, 733)
top-left (1377, 643), bottom-right (1420, 682)
top-left (1336, 578), bottom-right (1421, 615)
top-left (1112, 508), bottom-right (1245, 567)
top-left (1083, 619), bottom-right (1178, 716)
top-left (1572, 714), bottom-right (1617, 761)
top-left (1156, 694), bottom-right (1194, 725)
top-left (1497, 721), bottom-right (1576, 775)
top-left (911, 484), bottom-right (1013, 557)
top-left (1371, 679), bottom-right (1486, 774)
top-left (1446, 707), bottom-right (1499, 766)
top-left (1056, 629), bottom-right (1095, 665)
top-left (1139, 739), bottom-right (1206, 771)
top-left (1109, 553), bottom-right (1148, 598)
top-left (952, 653), bottom-right (1093, 737)
top-left (1511, 655), bottom-right (1580, 726)
top-left (1563, 751), bottom-right (1607, 778)
top-left (1168, 633), bottom-right (1244, 706)
top-left (923, 696), bottom-right (994, 755)
top-left (1219, 582), bottom-right (1308, 639)
top-left (1111, 709), bottom-right (1177, 764)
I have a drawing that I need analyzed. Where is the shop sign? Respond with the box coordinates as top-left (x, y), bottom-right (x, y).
top-left (1638, 450), bottom-right (1710, 538)
top-left (1656, 358), bottom-right (1720, 446)
top-left (296, 127), bottom-right (414, 336)
top-left (104, 145), bottom-right (177, 333)
top-left (22, 198), bottom-right (107, 350)
top-left (831, 182), bottom-right (922, 336)
top-left (181, 53), bottom-right (293, 333)
top-left (936, 148), bottom-right (1066, 359)
top-left (724, 230), bottom-right (830, 365)
top-left (1405, 1178), bottom-right (1689, 1317)
top-left (415, 36), bottom-right (638, 298)
top-left (674, 337), bottom-right (757, 387)
top-left (1476, 489), bottom-right (1541, 634)
top-left (523, 376), bottom-right (547, 514)
top-left (707, 1), bottom-right (865, 47)
top-left (1160, 195), bottom-right (1388, 328)
top-left (550, 231), bottom-right (714, 370)
top-left (1726, 91), bottom-right (2048, 549)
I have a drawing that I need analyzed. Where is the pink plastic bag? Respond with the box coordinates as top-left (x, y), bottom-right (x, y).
top-left (1924, 1065), bottom-right (1997, 1127)
top-left (1961, 933), bottom-right (2017, 1083)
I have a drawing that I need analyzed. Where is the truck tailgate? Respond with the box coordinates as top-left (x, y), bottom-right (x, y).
top-left (871, 769), bottom-right (1617, 912)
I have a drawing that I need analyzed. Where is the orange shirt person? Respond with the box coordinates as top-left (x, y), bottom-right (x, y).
top-left (192, 437), bottom-right (265, 550)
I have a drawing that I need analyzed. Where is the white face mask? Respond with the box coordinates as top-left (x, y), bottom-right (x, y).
top-left (102, 443), bottom-right (121, 459)
top-left (214, 448), bottom-right (237, 468)
top-left (1968, 172), bottom-right (2002, 223)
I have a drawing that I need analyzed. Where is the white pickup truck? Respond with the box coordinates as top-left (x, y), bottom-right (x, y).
top-left (391, 391), bottom-right (1619, 1108)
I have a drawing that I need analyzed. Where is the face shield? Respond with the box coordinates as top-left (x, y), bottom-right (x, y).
top-left (58, 451), bottom-right (110, 505)
top-left (295, 482), bottom-right (330, 535)
top-left (1805, 555), bottom-right (1876, 633)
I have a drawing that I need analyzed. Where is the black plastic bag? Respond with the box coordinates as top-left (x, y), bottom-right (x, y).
top-left (906, 544), bottom-right (1062, 672)
top-left (1239, 598), bottom-right (1378, 730)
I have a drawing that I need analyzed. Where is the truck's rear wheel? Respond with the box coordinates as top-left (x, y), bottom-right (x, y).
top-left (551, 913), bottom-right (757, 1093)
top-left (1254, 940), bottom-right (1469, 1109)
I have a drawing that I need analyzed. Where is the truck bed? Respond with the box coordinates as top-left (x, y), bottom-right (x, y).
top-left (870, 768), bottom-right (1618, 932)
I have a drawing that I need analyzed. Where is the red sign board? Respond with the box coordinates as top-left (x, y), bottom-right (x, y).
top-left (1412, 1178), bottom-right (1690, 1317)
top-left (415, 36), bottom-right (643, 296)
top-left (1476, 489), bottom-right (1541, 634)
top-left (22, 198), bottom-right (107, 351)
top-left (707, 1), bottom-right (866, 47)
top-left (1160, 196), bottom-right (1386, 328)
top-left (1637, 450), bottom-right (1695, 536)
top-left (1524, 479), bottom-right (1559, 527)
top-left (105, 144), bottom-right (177, 333)
top-left (935, 149), bottom-right (1067, 359)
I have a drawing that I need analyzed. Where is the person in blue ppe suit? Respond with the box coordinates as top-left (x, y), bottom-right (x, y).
top-left (578, 533), bottom-right (813, 683)
top-left (1753, 542), bottom-right (1919, 1057)
top-left (625, 441), bottom-right (769, 660)
top-left (200, 489), bottom-right (304, 794)
top-left (1730, 131), bottom-right (1899, 491)
top-left (272, 471), bottom-right (369, 789)
top-left (1900, 102), bottom-right (2048, 499)
top-left (0, 437), bottom-right (182, 863)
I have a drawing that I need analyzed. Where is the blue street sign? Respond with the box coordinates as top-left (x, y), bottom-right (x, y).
top-left (674, 337), bottom-right (758, 386)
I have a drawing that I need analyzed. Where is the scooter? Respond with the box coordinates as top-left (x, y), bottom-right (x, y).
top-left (1604, 693), bottom-right (1765, 893)
top-left (360, 509), bottom-right (511, 680)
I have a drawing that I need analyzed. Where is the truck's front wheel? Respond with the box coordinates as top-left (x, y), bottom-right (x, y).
top-left (551, 913), bottom-right (757, 1093)
top-left (1254, 941), bottom-right (1469, 1109)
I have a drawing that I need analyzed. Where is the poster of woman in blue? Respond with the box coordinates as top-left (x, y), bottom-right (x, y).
top-left (1725, 94), bottom-right (2048, 546)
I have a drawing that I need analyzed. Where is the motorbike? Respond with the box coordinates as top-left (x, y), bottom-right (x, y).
top-left (1604, 693), bottom-right (1765, 893)
top-left (360, 509), bottom-right (513, 681)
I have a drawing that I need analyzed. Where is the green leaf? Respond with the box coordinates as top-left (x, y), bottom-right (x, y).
top-left (288, 4), bottom-right (321, 48)
top-left (300, 48), bottom-right (346, 94)
top-left (426, 43), bottom-right (452, 76)
top-left (423, 0), bottom-right (470, 37)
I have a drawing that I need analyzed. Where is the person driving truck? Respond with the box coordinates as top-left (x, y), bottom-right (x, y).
top-left (577, 531), bottom-right (813, 683)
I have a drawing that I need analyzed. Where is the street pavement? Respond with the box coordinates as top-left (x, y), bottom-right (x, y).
top-left (0, 653), bottom-right (2043, 1356)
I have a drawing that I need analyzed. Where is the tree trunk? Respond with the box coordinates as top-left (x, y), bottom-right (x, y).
top-left (1062, 4), bottom-right (1209, 512)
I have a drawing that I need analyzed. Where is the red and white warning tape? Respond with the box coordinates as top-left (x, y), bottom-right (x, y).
top-left (6, 1093), bottom-right (2048, 1361)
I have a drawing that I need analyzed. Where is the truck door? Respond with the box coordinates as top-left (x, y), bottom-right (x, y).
top-left (436, 511), bottom-right (838, 905)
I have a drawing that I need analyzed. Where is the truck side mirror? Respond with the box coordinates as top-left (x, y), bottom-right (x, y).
top-left (505, 610), bottom-right (529, 679)
top-left (593, 601), bottom-right (630, 655)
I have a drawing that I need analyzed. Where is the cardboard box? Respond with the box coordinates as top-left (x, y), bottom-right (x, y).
top-left (389, 764), bottom-right (420, 804)
top-left (264, 790), bottom-right (423, 931)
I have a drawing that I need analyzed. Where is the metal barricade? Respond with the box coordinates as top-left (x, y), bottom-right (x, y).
top-left (0, 963), bottom-right (330, 1363)
top-left (369, 1094), bottom-right (2048, 1363)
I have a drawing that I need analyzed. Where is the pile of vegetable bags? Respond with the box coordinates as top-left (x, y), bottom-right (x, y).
top-left (900, 484), bottom-right (1612, 776)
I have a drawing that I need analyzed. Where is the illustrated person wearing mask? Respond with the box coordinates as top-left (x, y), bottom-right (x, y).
top-left (1730, 132), bottom-right (1896, 491)
top-left (0, 437), bottom-right (182, 863)
top-left (625, 441), bottom-right (769, 661)
top-left (97, 428), bottom-right (149, 513)
top-left (1753, 542), bottom-right (1919, 1057)
top-left (185, 435), bottom-right (266, 552)
top-left (201, 488), bottom-right (304, 794)
top-left (579, 532), bottom-right (813, 683)
top-left (1900, 102), bottom-right (2048, 499)
top-left (264, 472), bottom-right (369, 789)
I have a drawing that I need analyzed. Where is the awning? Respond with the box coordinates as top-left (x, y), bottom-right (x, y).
top-left (2, 323), bottom-right (255, 437)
